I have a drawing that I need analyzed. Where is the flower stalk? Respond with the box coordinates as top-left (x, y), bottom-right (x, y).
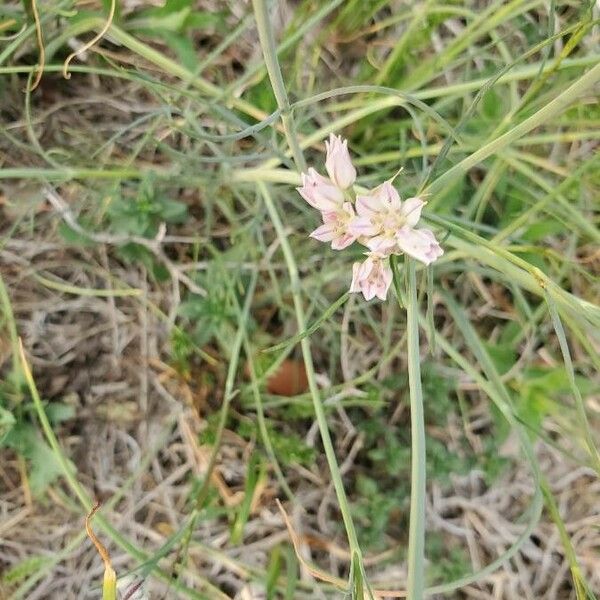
top-left (393, 256), bottom-right (427, 599)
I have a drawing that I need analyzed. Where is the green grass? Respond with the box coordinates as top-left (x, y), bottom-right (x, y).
top-left (1, 0), bottom-right (599, 598)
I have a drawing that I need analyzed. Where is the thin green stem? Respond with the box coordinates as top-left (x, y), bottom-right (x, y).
top-left (392, 257), bottom-right (426, 599)
top-left (251, 0), bottom-right (306, 173)
top-left (257, 182), bottom-right (362, 566)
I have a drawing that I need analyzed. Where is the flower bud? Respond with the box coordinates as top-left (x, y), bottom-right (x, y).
top-left (325, 134), bottom-right (357, 189)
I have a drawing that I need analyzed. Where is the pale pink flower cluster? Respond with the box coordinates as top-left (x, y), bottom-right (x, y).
top-left (297, 134), bottom-right (443, 301)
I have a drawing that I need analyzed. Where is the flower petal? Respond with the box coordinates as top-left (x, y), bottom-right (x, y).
top-left (349, 216), bottom-right (380, 237)
top-left (360, 256), bottom-right (375, 279)
top-left (356, 193), bottom-right (385, 217)
top-left (342, 201), bottom-right (356, 218)
top-left (321, 210), bottom-right (338, 224)
top-left (377, 264), bottom-right (393, 300)
top-left (395, 227), bottom-right (443, 265)
top-left (374, 280), bottom-right (389, 300)
top-left (380, 180), bottom-right (402, 211)
top-left (349, 254), bottom-right (392, 301)
top-left (297, 187), bottom-right (341, 213)
top-left (297, 168), bottom-right (344, 212)
top-left (362, 281), bottom-right (377, 301)
top-left (366, 235), bottom-right (397, 253)
top-left (309, 223), bottom-right (336, 242)
top-left (331, 233), bottom-right (356, 250)
top-left (401, 197), bottom-right (425, 227)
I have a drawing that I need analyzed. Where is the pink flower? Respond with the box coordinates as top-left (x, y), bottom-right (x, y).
top-left (296, 134), bottom-right (443, 301)
top-left (350, 253), bottom-right (393, 301)
top-left (395, 226), bottom-right (444, 265)
top-left (349, 181), bottom-right (442, 264)
top-left (325, 134), bottom-right (357, 190)
top-left (297, 168), bottom-right (344, 212)
top-left (310, 202), bottom-right (357, 250)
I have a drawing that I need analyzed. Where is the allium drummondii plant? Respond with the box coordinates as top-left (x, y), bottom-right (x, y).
top-left (295, 133), bottom-right (441, 598)
top-left (297, 133), bottom-right (443, 300)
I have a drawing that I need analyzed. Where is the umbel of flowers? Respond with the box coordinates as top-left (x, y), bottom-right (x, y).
top-left (297, 134), bottom-right (443, 301)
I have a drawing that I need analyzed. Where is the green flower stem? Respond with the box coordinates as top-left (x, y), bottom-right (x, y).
top-left (258, 181), bottom-right (363, 569)
top-left (251, 0), bottom-right (307, 173)
top-left (391, 256), bottom-right (426, 599)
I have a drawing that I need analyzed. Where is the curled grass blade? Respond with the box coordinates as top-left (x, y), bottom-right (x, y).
top-left (263, 291), bottom-right (350, 353)
top-left (426, 61), bottom-right (600, 198)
